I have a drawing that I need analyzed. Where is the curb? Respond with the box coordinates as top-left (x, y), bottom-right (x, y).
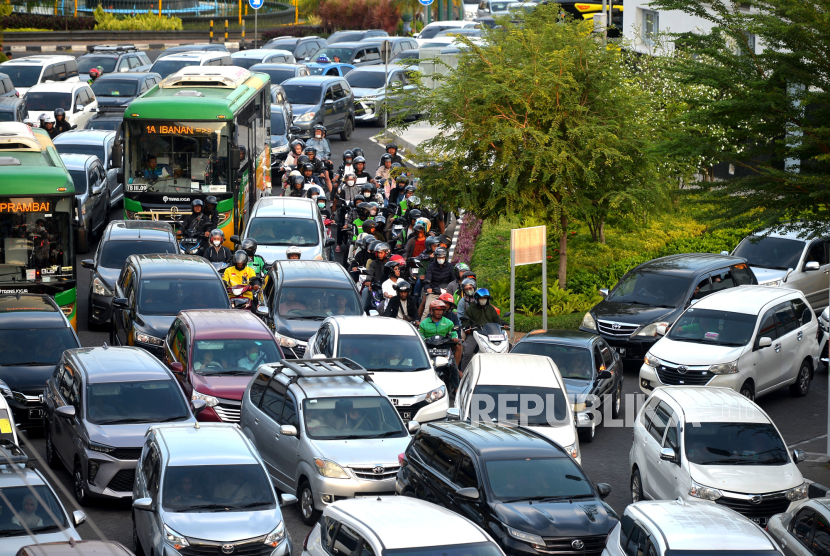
top-left (6, 42), bottom-right (241, 54)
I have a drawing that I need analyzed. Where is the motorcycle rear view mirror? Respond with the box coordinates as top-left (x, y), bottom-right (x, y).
top-left (230, 147), bottom-right (241, 170)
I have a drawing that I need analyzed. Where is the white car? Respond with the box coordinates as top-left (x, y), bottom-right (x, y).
top-left (415, 20), bottom-right (480, 45)
top-left (0, 55), bottom-right (80, 96)
top-left (449, 353), bottom-right (581, 464)
top-left (304, 316), bottom-right (450, 423)
top-left (640, 285), bottom-right (818, 401)
top-left (231, 49), bottom-right (296, 68)
top-left (603, 499), bottom-right (782, 556)
top-left (25, 81), bottom-right (98, 129)
top-left (629, 386), bottom-right (807, 529)
top-left (149, 51), bottom-right (233, 79)
top-left (767, 498), bottom-right (830, 556)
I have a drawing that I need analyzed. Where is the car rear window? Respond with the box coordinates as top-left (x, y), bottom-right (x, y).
top-left (100, 240), bottom-right (175, 269)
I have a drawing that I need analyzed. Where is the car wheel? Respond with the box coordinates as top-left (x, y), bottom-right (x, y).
top-left (578, 422), bottom-right (595, 443)
top-left (630, 468), bottom-right (643, 503)
top-left (790, 360), bottom-right (812, 397)
top-left (739, 380), bottom-right (755, 401)
top-left (73, 460), bottom-right (90, 506)
top-left (402, 489), bottom-right (417, 498)
top-left (376, 108), bottom-right (388, 128)
top-left (45, 427), bottom-right (60, 469)
top-left (611, 382), bottom-right (622, 419)
top-left (339, 118), bottom-right (353, 141)
top-left (133, 515), bottom-right (145, 556)
top-left (299, 480), bottom-right (321, 526)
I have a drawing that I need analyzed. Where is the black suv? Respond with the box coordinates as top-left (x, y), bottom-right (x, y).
top-left (579, 253), bottom-right (758, 364)
top-left (91, 72), bottom-right (161, 113)
top-left (110, 254), bottom-right (230, 358)
top-left (0, 294), bottom-right (80, 430)
top-left (396, 421), bottom-right (617, 556)
top-left (263, 36), bottom-right (327, 62)
top-left (0, 72), bottom-right (16, 98)
top-left (78, 45), bottom-right (152, 76)
top-left (82, 220), bottom-right (179, 328)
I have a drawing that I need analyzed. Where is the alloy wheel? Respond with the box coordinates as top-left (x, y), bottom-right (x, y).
top-left (301, 486), bottom-right (313, 519)
top-left (73, 462), bottom-right (88, 505)
top-left (631, 471), bottom-right (642, 503)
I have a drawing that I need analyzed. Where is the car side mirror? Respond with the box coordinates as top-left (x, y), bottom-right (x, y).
top-left (192, 399), bottom-right (207, 413)
top-left (806, 261), bottom-right (820, 271)
top-left (111, 141), bottom-right (122, 168)
top-left (280, 424), bottom-right (298, 437)
top-left (256, 305), bottom-right (269, 317)
top-left (455, 487), bottom-right (479, 500)
top-left (280, 493), bottom-right (298, 507)
top-left (596, 483), bottom-right (612, 499)
top-left (75, 104), bottom-right (84, 113)
top-left (289, 126), bottom-right (301, 135)
top-left (73, 510), bottom-right (87, 526)
top-left (112, 297), bottom-right (129, 310)
top-left (81, 259), bottom-right (94, 269)
top-left (689, 299), bottom-right (700, 306)
top-left (230, 235), bottom-right (241, 244)
top-left (660, 447), bottom-right (677, 463)
top-left (407, 420), bottom-right (420, 433)
top-left (325, 238), bottom-right (336, 247)
top-left (794, 449), bottom-right (806, 463)
top-left (56, 406), bottom-right (76, 418)
top-left (132, 497), bottom-right (154, 511)
top-left (656, 324), bottom-right (667, 336)
top-left (446, 407), bottom-right (460, 420)
top-left (325, 99), bottom-right (334, 105)
top-left (599, 288), bottom-right (609, 298)
top-left (758, 336), bottom-right (772, 349)
top-left (596, 370), bottom-right (612, 380)
top-left (170, 362), bottom-right (184, 374)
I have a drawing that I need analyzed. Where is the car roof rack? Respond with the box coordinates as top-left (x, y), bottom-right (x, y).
top-left (90, 44), bottom-right (139, 53)
top-left (0, 439), bottom-right (31, 467)
top-left (270, 357), bottom-right (372, 383)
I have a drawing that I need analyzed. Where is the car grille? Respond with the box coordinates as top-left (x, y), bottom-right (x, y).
top-left (351, 465), bottom-right (400, 480)
top-left (179, 536), bottom-right (273, 556)
top-left (214, 399), bottom-right (241, 423)
top-left (539, 535), bottom-right (607, 556)
top-left (715, 492), bottom-right (791, 521)
top-left (110, 447), bottom-right (142, 460)
top-left (597, 320), bottom-right (639, 338)
top-left (655, 361), bottom-right (712, 386)
top-left (391, 399), bottom-right (429, 422)
top-left (106, 469), bottom-right (135, 492)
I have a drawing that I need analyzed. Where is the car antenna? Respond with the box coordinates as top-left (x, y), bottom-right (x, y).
top-left (69, 538), bottom-right (76, 547)
top-left (377, 496), bottom-right (381, 501)
top-left (102, 342), bottom-right (108, 349)
top-left (194, 422), bottom-right (200, 429)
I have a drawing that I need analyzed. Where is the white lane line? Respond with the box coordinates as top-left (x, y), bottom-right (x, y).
top-left (449, 212), bottom-right (463, 262)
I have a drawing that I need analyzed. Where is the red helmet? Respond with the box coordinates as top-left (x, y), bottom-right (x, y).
top-left (389, 254), bottom-right (405, 263)
top-left (429, 300), bottom-right (446, 315)
top-left (89, 68), bottom-right (100, 79)
top-left (438, 292), bottom-right (455, 307)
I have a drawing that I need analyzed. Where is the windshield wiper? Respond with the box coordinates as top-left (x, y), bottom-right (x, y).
top-left (371, 430), bottom-right (404, 438)
top-left (504, 494), bottom-right (593, 503)
top-left (98, 418), bottom-right (154, 425)
top-left (28, 524), bottom-right (61, 534)
top-left (696, 458), bottom-right (766, 465)
top-left (236, 501), bottom-right (274, 509)
top-left (204, 370), bottom-right (254, 376)
top-left (0, 361), bottom-right (51, 366)
top-left (180, 503), bottom-right (234, 512)
top-left (157, 415), bottom-right (189, 422)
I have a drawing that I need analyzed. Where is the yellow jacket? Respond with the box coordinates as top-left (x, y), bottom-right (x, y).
top-left (223, 266), bottom-right (257, 300)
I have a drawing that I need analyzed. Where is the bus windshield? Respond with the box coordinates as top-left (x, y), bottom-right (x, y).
top-left (125, 120), bottom-right (231, 194)
top-left (0, 196), bottom-right (74, 283)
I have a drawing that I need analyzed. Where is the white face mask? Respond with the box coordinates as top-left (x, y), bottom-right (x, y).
top-left (478, 298), bottom-right (487, 306)
top-left (346, 180), bottom-right (355, 187)
top-left (213, 240), bottom-right (221, 246)
top-left (437, 258), bottom-right (446, 265)
top-left (315, 133), bottom-right (322, 139)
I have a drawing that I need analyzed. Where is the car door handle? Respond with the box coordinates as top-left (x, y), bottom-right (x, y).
top-left (254, 418), bottom-right (259, 425)
top-left (798, 331), bottom-right (803, 341)
top-left (775, 343), bottom-right (781, 352)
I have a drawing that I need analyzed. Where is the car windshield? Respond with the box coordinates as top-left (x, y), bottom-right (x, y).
top-left (161, 464), bottom-right (275, 512)
top-left (137, 278), bottom-right (229, 315)
top-left (607, 272), bottom-right (691, 307)
top-left (490, 1), bottom-right (510, 10)
top-left (302, 396), bottom-right (406, 439)
top-left (0, 328), bottom-right (77, 366)
top-left (510, 343), bottom-right (594, 380)
top-left (1, 65), bottom-right (42, 88)
top-left (684, 422), bottom-right (790, 465)
top-left (418, 27), bottom-right (448, 39)
top-left (282, 84), bottom-right (322, 105)
top-left (100, 240), bottom-right (175, 269)
top-left (277, 287), bottom-right (361, 319)
top-left (485, 458), bottom-right (594, 502)
top-left (151, 59), bottom-right (198, 79)
top-left (25, 92), bottom-right (72, 112)
top-left (257, 68), bottom-right (297, 84)
top-left (191, 339), bottom-right (281, 376)
top-left (345, 71), bottom-right (385, 89)
top-left (86, 380), bottom-right (190, 425)
top-left (55, 144), bottom-right (106, 166)
top-left (88, 118), bottom-right (121, 131)
top-left (247, 217), bottom-right (319, 246)
top-left (91, 79), bottom-right (138, 97)
top-left (337, 334), bottom-right (431, 372)
top-left (733, 236), bottom-right (806, 270)
top-left (265, 40), bottom-right (297, 50)
top-left (471, 385), bottom-right (569, 426)
top-left (0, 112), bottom-right (16, 122)
top-left (67, 170), bottom-right (88, 195)
top-left (232, 57), bottom-right (266, 69)
top-left (386, 543), bottom-right (503, 556)
top-left (328, 32), bottom-right (363, 43)
top-left (78, 56), bottom-right (118, 74)
top-left (270, 110), bottom-right (286, 135)
top-left (0, 485), bottom-right (68, 536)
top-left (667, 308), bottom-right (757, 347)
top-left (313, 47), bottom-right (356, 62)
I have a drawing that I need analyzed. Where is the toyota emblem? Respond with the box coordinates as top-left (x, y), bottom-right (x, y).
top-left (612, 323), bottom-right (621, 330)
top-left (750, 495), bottom-right (762, 505)
top-left (677, 366), bottom-right (688, 374)
top-left (373, 465), bottom-right (385, 474)
top-left (572, 540), bottom-right (584, 550)
top-left (222, 544), bottom-right (235, 554)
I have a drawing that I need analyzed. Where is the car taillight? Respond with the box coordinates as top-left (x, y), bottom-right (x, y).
top-left (398, 452), bottom-right (407, 465)
top-left (303, 528), bottom-right (313, 550)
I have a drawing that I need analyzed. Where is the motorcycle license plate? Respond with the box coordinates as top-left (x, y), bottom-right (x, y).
top-left (488, 334), bottom-right (504, 341)
top-left (29, 409), bottom-right (44, 419)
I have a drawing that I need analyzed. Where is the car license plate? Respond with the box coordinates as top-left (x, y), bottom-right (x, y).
top-left (749, 517), bottom-right (768, 528)
top-left (401, 412), bottom-right (411, 420)
top-left (488, 334), bottom-right (503, 341)
top-left (614, 347), bottom-right (626, 356)
top-left (28, 409), bottom-right (44, 419)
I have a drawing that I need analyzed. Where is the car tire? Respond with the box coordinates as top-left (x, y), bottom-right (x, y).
top-left (45, 427), bottom-right (60, 469)
top-left (375, 108), bottom-right (388, 128)
top-left (611, 381), bottom-right (622, 420)
top-left (578, 422), bottom-right (595, 443)
top-left (340, 118), bottom-right (353, 141)
top-left (739, 380), bottom-right (755, 401)
top-left (73, 459), bottom-right (90, 506)
top-left (133, 515), bottom-right (146, 556)
top-left (630, 468), bottom-right (643, 503)
top-left (790, 360), bottom-right (812, 397)
top-left (299, 480), bottom-right (320, 526)
top-left (402, 489), bottom-right (417, 498)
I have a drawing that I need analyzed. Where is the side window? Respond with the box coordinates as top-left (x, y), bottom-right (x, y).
top-left (624, 524), bottom-right (649, 556)
top-left (774, 301), bottom-right (798, 336)
top-left (732, 263), bottom-right (754, 285)
top-left (320, 516), bottom-right (338, 551)
top-left (42, 66), bottom-right (54, 82)
top-left (709, 268), bottom-right (736, 293)
top-left (431, 440), bottom-right (461, 480)
top-left (813, 513), bottom-right (830, 556)
top-left (662, 406), bottom-right (680, 452)
top-left (409, 432), bottom-right (439, 464)
top-left (129, 56), bottom-right (142, 69)
top-left (261, 378), bottom-right (287, 421)
top-left (365, 48), bottom-right (380, 61)
top-left (692, 275), bottom-right (712, 300)
top-left (389, 74), bottom-right (403, 90)
top-left (360, 540), bottom-right (376, 556)
top-left (117, 58), bottom-right (130, 72)
top-left (791, 508), bottom-right (816, 546)
top-left (456, 455), bottom-right (479, 489)
top-left (68, 370), bottom-right (81, 410)
top-left (314, 327), bottom-right (329, 355)
top-left (172, 322), bottom-right (188, 370)
top-left (806, 240), bottom-right (829, 267)
top-left (325, 86), bottom-right (335, 102)
top-left (756, 308), bottom-right (779, 347)
top-left (249, 371), bottom-right (271, 406)
top-left (641, 397), bottom-right (659, 429)
top-left (53, 64), bottom-right (67, 81)
top-left (281, 393), bottom-right (300, 428)
top-left (222, 56), bottom-right (233, 66)
top-left (59, 363), bottom-right (75, 400)
top-left (143, 446), bottom-right (161, 499)
top-left (647, 403), bottom-right (669, 443)
top-left (354, 49), bottom-right (366, 62)
top-left (792, 297), bottom-right (812, 327)
top-left (332, 83), bottom-right (344, 100)
top-left (593, 345), bottom-right (604, 372)
top-left (331, 523), bottom-right (361, 556)
top-left (599, 341), bottom-right (614, 367)
top-left (341, 82), bottom-right (351, 98)
top-left (66, 59), bottom-right (79, 78)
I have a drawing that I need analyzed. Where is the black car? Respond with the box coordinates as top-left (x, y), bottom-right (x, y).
top-left (511, 330), bottom-right (623, 443)
top-left (111, 254), bottom-right (231, 358)
top-left (270, 102), bottom-right (298, 168)
top-left (82, 221), bottom-right (179, 328)
top-left (0, 95), bottom-right (26, 123)
top-left (0, 294), bottom-right (81, 430)
top-left (85, 113), bottom-right (123, 131)
top-left (0, 72), bottom-right (17, 97)
top-left (90, 72), bottom-right (161, 113)
top-left (579, 254), bottom-right (758, 365)
top-left (155, 43), bottom-right (229, 59)
top-left (262, 36), bottom-right (327, 63)
top-left (256, 260), bottom-right (362, 358)
top-left (78, 45), bottom-right (152, 76)
top-left (327, 29), bottom-right (388, 44)
top-left (396, 421), bottom-right (617, 556)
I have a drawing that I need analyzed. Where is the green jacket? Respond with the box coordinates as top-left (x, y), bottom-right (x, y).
top-left (462, 302), bottom-right (500, 328)
top-left (247, 254), bottom-right (267, 277)
top-left (419, 317), bottom-right (457, 339)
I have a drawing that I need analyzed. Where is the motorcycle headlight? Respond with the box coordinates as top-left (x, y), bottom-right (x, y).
top-left (135, 332), bottom-right (164, 346)
top-left (275, 333), bottom-right (298, 348)
top-left (232, 286), bottom-right (245, 296)
top-left (264, 520), bottom-right (286, 547)
top-left (636, 322), bottom-right (669, 337)
top-left (786, 481), bottom-right (808, 501)
top-left (92, 276), bottom-right (113, 297)
top-left (644, 352), bottom-right (661, 368)
top-left (192, 390), bottom-right (218, 408)
top-left (506, 526), bottom-right (545, 546)
top-left (564, 443), bottom-right (579, 460)
top-left (426, 385), bottom-right (446, 404)
top-left (164, 524), bottom-right (190, 550)
top-left (296, 112), bottom-right (316, 122)
top-left (689, 480), bottom-right (722, 501)
top-left (572, 402), bottom-right (586, 413)
top-left (271, 144), bottom-right (289, 154)
top-left (581, 312), bottom-right (597, 332)
top-left (708, 360), bottom-right (738, 375)
top-left (314, 458), bottom-right (349, 478)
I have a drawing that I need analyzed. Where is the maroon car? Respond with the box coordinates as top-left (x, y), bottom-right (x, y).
top-left (164, 310), bottom-right (283, 423)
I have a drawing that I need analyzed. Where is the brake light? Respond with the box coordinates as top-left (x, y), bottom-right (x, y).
top-left (398, 452), bottom-right (407, 465)
top-left (303, 528), bottom-right (313, 550)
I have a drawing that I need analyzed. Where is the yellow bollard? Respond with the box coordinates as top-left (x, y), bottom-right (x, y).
top-left (74, 0), bottom-right (77, 17)
top-left (210, 19), bottom-right (214, 43)
top-left (158, 0), bottom-right (161, 17)
top-left (238, 0), bottom-right (241, 25)
top-left (241, 19), bottom-right (245, 45)
top-left (224, 19), bottom-right (228, 42)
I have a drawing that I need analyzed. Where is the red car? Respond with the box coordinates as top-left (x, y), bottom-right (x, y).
top-left (164, 310), bottom-right (283, 423)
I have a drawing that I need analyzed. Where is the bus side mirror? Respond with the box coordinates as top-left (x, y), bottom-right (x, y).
top-left (230, 147), bottom-right (241, 170)
top-left (111, 142), bottom-right (122, 168)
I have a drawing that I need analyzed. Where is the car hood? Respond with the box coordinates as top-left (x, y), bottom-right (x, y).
top-left (275, 317), bottom-right (323, 342)
top-left (136, 314), bottom-right (176, 338)
top-left (651, 337), bottom-right (746, 365)
top-left (523, 424), bottom-right (576, 448)
top-left (352, 88), bottom-right (383, 99)
top-left (591, 301), bottom-right (680, 327)
top-left (87, 421), bottom-right (191, 447)
top-left (257, 244), bottom-right (321, 263)
top-left (192, 373), bottom-right (255, 400)
top-left (369, 368), bottom-right (441, 398)
top-left (97, 266), bottom-right (121, 290)
top-left (493, 499), bottom-right (615, 537)
top-left (270, 135), bottom-right (289, 148)
top-left (291, 104), bottom-right (318, 116)
top-left (96, 96), bottom-right (134, 108)
top-left (0, 364), bottom-right (59, 393)
top-left (562, 378), bottom-right (594, 399)
top-left (3, 528), bottom-right (79, 554)
top-left (689, 462), bottom-right (803, 493)
top-left (163, 509), bottom-right (283, 543)
top-left (751, 267), bottom-right (788, 284)
top-left (309, 435), bottom-right (410, 466)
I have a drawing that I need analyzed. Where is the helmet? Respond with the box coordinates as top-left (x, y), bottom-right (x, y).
top-left (88, 68), bottom-right (100, 79)
top-left (474, 288), bottom-right (491, 300)
top-left (352, 147), bottom-right (365, 158)
top-left (302, 163), bottom-right (314, 174)
top-left (38, 114), bottom-right (47, 122)
top-left (286, 246), bottom-right (302, 259)
top-left (353, 194), bottom-right (365, 205)
top-left (54, 108), bottom-right (65, 119)
top-left (462, 271), bottom-right (477, 281)
top-left (408, 196), bottom-right (422, 209)
top-left (210, 229), bottom-right (225, 242)
top-left (233, 250), bottom-right (249, 269)
top-left (361, 183), bottom-right (376, 197)
top-left (434, 247), bottom-right (448, 260)
top-left (385, 259), bottom-right (404, 273)
top-left (289, 170), bottom-right (302, 178)
top-left (353, 156), bottom-right (366, 165)
top-left (205, 195), bottom-right (218, 209)
top-left (96, 66), bottom-right (104, 73)
top-left (394, 279), bottom-right (411, 293)
top-left (297, 155), bottom-right (310, 166)
top-left (343, 172), bottom-right (357, 185)
top-left (404, 184), bottom-right (417, 195)
top-left (362, 220), bottom-right (377, 234)
top-left (415, 216), bottom-right (431, 233)
top-left (454, 262), bottom-right (470, 280)
top-left (412, 222), bottom-right (426, 235)
top-left (375, 214), bottom-right (386, 227)
top-left (396, 175), bottom-right (408, 187)
top-left (374, 242), bottom-right (391, 256)
top-left (306, 185), bottom-right (324, 198)
top-left (313, 124), bottom-right (326, 134)
top-left (380, 153), bottom-right (392, 164)
top-left (368, 202), bottom-right (379, 216)
top-left (367, 240), bottom-right (381, 253)
top-left (342, 150), bottom-right (354, 163)
top-left (304, 146), bottom-right (317, 156)
top-left (241, 238), bottom-right (258, 257)
top-left (289, 139), bottom-right (305, 151)
top-left (316, 54), bottom-right (331, 63)
top-left (386, 142), bottom-right (398, 153)
top-left (191, 198), bottom-right (204, 210)
top-left (461, 278), bottom-right (477, 295)
top-left (438, 292), bottom-right (455, 307)
top-left (391, 162), bottom-right (403, 169)
top-left (356, 202), bottom-right (372, 220)
top-left (425, 236), bottom-right (439, 251)
top-left (407, 209), bottom-right (422, 222)
top-left (390, 254), bottom-right (405, 263)
top-left (42, 115), bottom-right (56, 125)
top-left (429, 300), bottom-right (446, 316)
top-left (437, 234), bottom-right (451, 248)
top-left (291, 175), bottom-right (305, 188)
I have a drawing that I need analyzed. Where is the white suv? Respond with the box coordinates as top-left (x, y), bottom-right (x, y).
top-left (0, 55), bottom-right (80, 95)
top-left (640, 285), bottom-right (818, 401)
top-left (149, 51), bottom-right (234, 79)
top-left (25, 81), bottom-right (98, 129)
top-left (629, 386), bottom-right (807, 529)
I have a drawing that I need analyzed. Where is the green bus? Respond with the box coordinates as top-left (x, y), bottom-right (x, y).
top-left (122, 66), bottom-right (271, 245)
top-left (0, 123), bottom-right (79, 329)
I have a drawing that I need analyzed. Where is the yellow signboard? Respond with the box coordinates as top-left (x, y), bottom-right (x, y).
top-left (511, 226), bottom-right (546, 266)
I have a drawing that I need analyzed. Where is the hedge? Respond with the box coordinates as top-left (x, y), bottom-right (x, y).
top-left (0, 13), bottom-right (95, 30)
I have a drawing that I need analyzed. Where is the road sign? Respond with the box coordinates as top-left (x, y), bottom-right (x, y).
top-left (248, 0), bottom-right (264, 9)
top-left (419, 0), bottom-right (434, 6)
top-left (380, 40), bottom-right (393, 64)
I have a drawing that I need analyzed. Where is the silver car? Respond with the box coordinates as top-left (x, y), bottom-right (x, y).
top-left (767, 498), bottom-right (830, 556)
top-left (132, 423), bottom-right (296, 556)
top-left (239, 358), bottom-right (416, 526)
top-left (52, 129), bottom-right (123, 209)
top-left (239, 196), bottom-right (334, 262)
top-left (59, 153), bottom-right (110, 255)
top-left (345, 65), bottom-right (416, 127)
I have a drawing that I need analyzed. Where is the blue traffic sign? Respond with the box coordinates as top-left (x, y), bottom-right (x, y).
top-left (419, 0), bottom-right (434, 6)
top-left (248, 0), bottom-right (264, 9)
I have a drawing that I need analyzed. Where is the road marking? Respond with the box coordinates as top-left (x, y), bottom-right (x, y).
top-left (449, 212), bottom-right (463, 262)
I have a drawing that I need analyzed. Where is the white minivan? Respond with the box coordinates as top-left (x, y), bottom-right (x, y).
top-left (640, 285), bottom-right (818, 401)
top-left (629, 386), bottom-right (807, 529)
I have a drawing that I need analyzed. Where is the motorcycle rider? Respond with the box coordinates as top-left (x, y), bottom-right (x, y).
top-left (382, 257), bottom-right (406, 310)
top-left (375, 153), bottom-right (394, 183)
top-left (403, 222), bottom-right (427, 258)
top-left (87, 67), bottom-right (101, 85)
top-left (41, 115), bottom-right (59, 140)
top-left (182, 199), bottom-right (212, 250)
top-left (347, 234), bottom-right (373, 282)
top-left (418, 300), bottom-right (462, 386)
top-left (304, 146), bottom-right (332, 192)
top-left (383, 280), bottom-right (418, 322)
top-left (456, 278), bottom-right (478, 320)
top-left (241, 238), bottom-right (267, 277)
top-left (204, 195), bottom-right (219, 230)
top-left (301, 162), bottom-right (324, 190)
top-left (285, 139), bottom-right (305, 166)
top-left (388, 174), bottom-right (409, 206)
top-left (336, 150), bottom-right (355, 184)
top-left (383, 142), bottom-right (404, 166)
top-left (286, 245), bottom-right (302, 260)
top-left (203, 229), bottom-right (234, 264)
top-left (223, 251), bottom-right (260, 302)
top-left (53, 108), bottom-right (71, 135)
top-left (420, 247), bottom-right (453, 321)
top-left (305, 124), bottom-right (331, 160)
top-left (447, 263), bottom-right (470, 299)
top-left (347, 202), bottom-right (372, 243)
top-left (438, 292), bottom-right (461, 327)
top-left (284, 174), bottom-right (306, 198)
top-left (362, 219), bottom-right (384, 242)
top-left (352, 156), bottom-right (375, 186)
top-left (460, 288), bottom-right (501, 369)
top-left (362, 241), bottom-right (390, 313)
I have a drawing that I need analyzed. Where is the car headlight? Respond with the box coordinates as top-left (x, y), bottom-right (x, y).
top-left (135, 332), bottom-right (163, 346)
top-left (275, 333), bottom-right (298, 348)
top-left (581, 312), bottom-right (597, 332)
top-left (314, 458), bottom-right (349, 478)
top-left (572, 402), bottom-right (586, 413)
top-left (192, 390), bottom-right (218, 408)
top-left (0, 379), bottom-right (12, 399)
top-left (689, 480), bottom-right (722, 501)
top-left (271, 144), bottom-right (288, 154)
top-left (636, 322), bottom-right (669, 337)
top-left (761, 279), bottom-right (782, 287)
top-left (644, 352), bottom-right (661, 368)
top-left (786, 481), bottom-right (808, 501)
top-left (164, 524), bottom-right (189, 550)
top-left (87, 441), bottom-right (115, 454)
top-left (296, 112), bottom-right (316, 122)
top-left (564, 443), bottom-right (579, 459)
top-left (507, 526), bottom-right (545, 546)
top-left (92, 276), bottom-right (113, 297)
top-left (708, 360), bottom-right (738, 375)
top-left (264, 520), bottom-right (286, 547)
top-left (426, 385), bottom-right (446, 404)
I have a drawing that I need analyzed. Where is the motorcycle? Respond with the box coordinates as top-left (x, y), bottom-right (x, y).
top-left (227, 284), bottom-right (257, 310)
top-left (466, 317), bottom-right (512, 356)
top-left (424, 334), bottom-right (460, 397)
top-left (177, 226), bottom-right (206, 256)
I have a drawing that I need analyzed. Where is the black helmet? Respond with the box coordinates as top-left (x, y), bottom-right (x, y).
top-left (304, 145), bottom-right (317, 156)
top-left (297, 155), bottom-right (310, 165)
top-left (343, 150), bottom-right (354, 163)
top-left (367, 239), bottom-right (381, 253)
top-left (386, 142), bottom-right (398, 154)
top-left (205, 195), bottom-right (218, 209)
top-left (353, 156), bottom-right (366, 166)
top-left (302, 163), bottom-right (314, 174)
top-left (407, 209), bottom-right (423, 222)
top-left (437, 234), bottom-right (451, 248)
top-left (385, 259), bottom-right (404, 274)
top-left (394, 280), bottom-right (411, 292)
top-left (362, 220), bottom-right (376, 234)
top-left (396, 175), bottom-right (408, 187)
top-left (412, 222), bottom-right (426, 235)
top-left (361, 183), bottom-right (376, 197)
top-left (354, 194), bottom-right (366, 205)
top-left (375, 214), bottom-right (387, 228)
top-left (233, 250), bottom-right (248, 269)
top-left (191, 199), bottom-right (204, 210)
top-left (352, 147), bottom-right (365, 158)
top-left (425, 236), bottom-right (439, 251)
top-left (241, 238), bottom-right (258, 257)
top-left (54, 108), bottom-right (66, 119)
top-left (356, 202), bottom-right (372, 220)
top-left (404, 184), bottom-right (417, 194)
top-left (306, 185), bottom-right (324, 198)
top-left (434, 247), bottom-right (448, 260)
top-left (313, 123), bottom-right (326, 134)
top-left (289, 139), bottom-right (305, 151)
top-left (380, 153), bottom-right (392, 164)
top-left (291, 175), bottom-right (305, 188)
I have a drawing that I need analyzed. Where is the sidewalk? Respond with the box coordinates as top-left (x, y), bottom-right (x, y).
top-left (378, 121), bottom-right (445, 161)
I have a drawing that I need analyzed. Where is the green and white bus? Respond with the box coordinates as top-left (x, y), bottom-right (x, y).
top-left (122, 66), bottom-right (271, 245)
top-left (0, 123), bottom-right (78, 329)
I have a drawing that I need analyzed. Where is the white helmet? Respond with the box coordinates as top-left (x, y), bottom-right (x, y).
top-left (286, 246), bottom-right (302, 258)
top-left (23, 118), bottom-right (36, 127)
top-left (43, 115), bottom-right (56, 125)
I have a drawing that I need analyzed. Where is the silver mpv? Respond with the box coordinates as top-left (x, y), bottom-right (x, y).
top-left (239, 358), bottom-right (417, 526)
top-left (132, 423), bottom-right (297, 556)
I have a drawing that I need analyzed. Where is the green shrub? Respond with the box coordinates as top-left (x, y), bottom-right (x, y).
top-left (93, 5), bottom-right (183, 30)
